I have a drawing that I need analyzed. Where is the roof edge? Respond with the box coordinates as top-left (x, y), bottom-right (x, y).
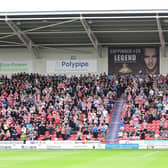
top-left (1, 9), bottom-right (168, 16)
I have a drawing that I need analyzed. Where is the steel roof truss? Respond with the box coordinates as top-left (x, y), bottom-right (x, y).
top-left (5, 16), bottom-right (40, 58)
top-left (80, 14), bottom-right (102, 57)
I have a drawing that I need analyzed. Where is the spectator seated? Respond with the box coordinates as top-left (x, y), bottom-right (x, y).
top-left (0, 73), bottom-right (116, 141)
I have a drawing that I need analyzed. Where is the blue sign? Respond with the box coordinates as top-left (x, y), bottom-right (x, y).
top-left (105, 144), bottom-right (139, 149)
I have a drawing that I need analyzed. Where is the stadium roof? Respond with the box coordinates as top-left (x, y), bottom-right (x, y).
top-left (0, 10), bottom-right (168, 56)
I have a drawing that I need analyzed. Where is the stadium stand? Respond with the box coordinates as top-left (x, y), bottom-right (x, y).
top-left (0, 73), bottom-right (168, 142)
top-left (0, 73), bottom-right (118, 141)
top-left (118, 74), bottom-right (168, 141)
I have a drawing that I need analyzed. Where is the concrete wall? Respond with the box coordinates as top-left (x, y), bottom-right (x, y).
top-left (160, 47), bottom-right (168, 75)
top-left (0, 46), bottom-right (167, 75)
top-left (39, 47), bottom-right (108, 75)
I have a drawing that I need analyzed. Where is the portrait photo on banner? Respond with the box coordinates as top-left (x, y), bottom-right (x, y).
top-left (108, 47), bottom-right (160, 75)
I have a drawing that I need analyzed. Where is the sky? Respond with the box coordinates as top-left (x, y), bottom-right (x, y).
top-left (0, 0), bottom-right (167, 12)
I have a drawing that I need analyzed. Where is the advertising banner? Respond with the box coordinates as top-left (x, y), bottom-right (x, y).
top-left (47, 60), bottom-right (97, 74)
top-left (0, 61), bottom-right (32, 74)
top-left (105, 143), bottom-right (139, 149)
top-left (0, 141), bottom-right (105, 150)
top-left (108, 47), bottom-right (159, 74)
top-left (119, 140), bottom-right (168, 149)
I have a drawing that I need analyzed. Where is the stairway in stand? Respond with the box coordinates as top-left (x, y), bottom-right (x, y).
top-left (105, 96), bottom-right (126, 143)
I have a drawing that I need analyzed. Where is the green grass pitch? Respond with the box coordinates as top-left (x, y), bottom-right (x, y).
top-left (0, 150), bottom-right (167, 168)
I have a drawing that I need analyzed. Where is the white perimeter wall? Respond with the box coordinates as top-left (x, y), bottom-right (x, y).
top-left (160, 47), bottom-right (168, 75)
top-left (0, 47), bottom-right (167, 75)
top-left (0, 47), bottom-right (107, 76)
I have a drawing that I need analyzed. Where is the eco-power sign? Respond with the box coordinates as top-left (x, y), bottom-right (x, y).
top-left (0, 61), bottom-right (32, 74)
top-left (47, 60), bottom-right (97, 74)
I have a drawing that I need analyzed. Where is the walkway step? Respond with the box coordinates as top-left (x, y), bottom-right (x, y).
top-left (105, 96), bottom-right (126, 143)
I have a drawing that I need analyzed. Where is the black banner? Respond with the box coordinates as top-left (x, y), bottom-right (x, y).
top-left (108, 47), bottom-right (160, 74)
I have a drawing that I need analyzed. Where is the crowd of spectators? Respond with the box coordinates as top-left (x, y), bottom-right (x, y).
top-left (0, 73), bottom-right (124, 141)
top-left (1, 72), bottom-right (167, 142)
top-left (119, 74), bottom-right (168, 140)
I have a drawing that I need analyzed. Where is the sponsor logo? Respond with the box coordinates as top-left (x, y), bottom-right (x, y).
top-left (61, 61), bottom-right (88, 68)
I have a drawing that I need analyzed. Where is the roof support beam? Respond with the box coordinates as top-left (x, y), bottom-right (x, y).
top-left (0, 19), bottom-right (78, 40)
top-left (156, 14), bottom-right (165, 47)
top-left (0, 42), bottom-right (164, 47)
top-left (80, 14), bottom-right (102, 57)
top-left (5, 16), bottom-right (40, 58)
